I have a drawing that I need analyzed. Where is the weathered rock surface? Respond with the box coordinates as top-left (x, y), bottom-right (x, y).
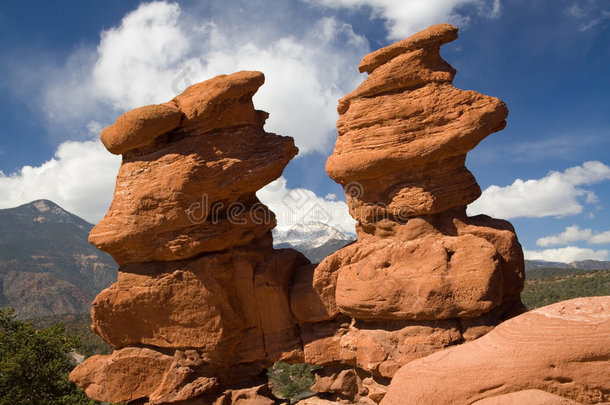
top-left (100, 102), bottom-right (183, 155)
top-left (295, 399), bottom-right (344, 405)
top-left (381, 297), bottom-right (610, 405)
top-left (291, 210), bottom-right (524, 375)
top-left (358, 23), bottom-right (458, 74)
top-left (297, 304), bottom-right (524, 382)
top-left (327, 27), bottom-right (508, 222)
top-left (302, 231), bottom-right (504, 322)
top-left (70, 346), bottom-right (280, 404)
top-left (173, 70), bottom-right (265, 128)
top-left (90, 243), bottom-right (308, 363)
top-left (334, 233), bottom-right (502, 320)
top-left (255, 248), bottom-right (310, 363)
top-left (71, 71), bottom-right (305, 404)
top-left (73, 24), bottom-right (532, 405)
top-left (302, 318), bottom-right (462, 378)
top-left (303, 23), bottom-right (525, 403)
top-left (92, 246), bottom-right (267, 360)
top-left (472, 390), bottom-right (584, 405)
top-left (90, 72), bottom-right (297, 265)
top-left (70, 347), bottom-right (175, 403)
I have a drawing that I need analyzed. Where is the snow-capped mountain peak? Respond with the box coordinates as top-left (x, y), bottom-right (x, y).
top-left (273, 222), bottom-right (355, 249)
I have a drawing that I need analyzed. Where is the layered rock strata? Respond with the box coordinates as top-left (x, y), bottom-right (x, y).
top-left (71, 71), bottom-right (309, 404)
top-left (293, 23), bottom-right (526, 403)
top-left (90, 71), bottom-right (296, 264)
top-left (72, 24), bottom-right (530, 405)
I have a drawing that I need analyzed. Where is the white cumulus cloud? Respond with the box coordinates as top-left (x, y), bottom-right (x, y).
top-left (536, 225), bottom-right (593, 247)
top-left (537, 225), bottom-right (610, 247)
top-left (524, 247), bottom-right (609, 263)
top-left (91, 1), bottom-right (196, 110)
top-left (590, 231), bottom-right (610, 244)
top-left (3, 1), bottom-right (368, 228)
top-left (0, 140), bottom-right (120, 223)
top-left (468, 161), bottom-right (610, 219)
top-left (305, 0), bottom-right (501, 39)
top-left (41, 1), bottom-right (369, 155)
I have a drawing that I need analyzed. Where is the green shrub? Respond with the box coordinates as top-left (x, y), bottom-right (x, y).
top-left (30, 313), bottom-right (112, 358)
top-left (522, 269), bottom-right (610, 309)
top-left (0, 308), bottom-right (93, 404)
top-left (268, 362), bottom-right (320, 403)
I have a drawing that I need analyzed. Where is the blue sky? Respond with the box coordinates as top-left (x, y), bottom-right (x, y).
top-left (1, 0), bottom-right (609, 263)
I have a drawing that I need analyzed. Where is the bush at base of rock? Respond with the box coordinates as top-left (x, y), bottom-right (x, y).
top-left (268, 362), bottom-right (320, 403)
top-left (0, 308), bottom-right (93, 405)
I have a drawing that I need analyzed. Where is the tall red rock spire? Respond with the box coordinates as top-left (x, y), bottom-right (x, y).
top-left (70, 71), bottom-right (310, 404)
top-left (295, 23), bottom-right (525, 402)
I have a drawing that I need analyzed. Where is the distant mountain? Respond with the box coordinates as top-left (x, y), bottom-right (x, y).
top-left (0, 200), bottom-right (117, 319)
top-left (569, 260), bottom-right (610, 270)
top-left (273, 222), bottom-right (355, 263)
top-left (273, 222), bottom-right (354, 249)
top-left (525, 260), bottom-right (571, 270)
top-left (525, 259), bottom-right (610, 271)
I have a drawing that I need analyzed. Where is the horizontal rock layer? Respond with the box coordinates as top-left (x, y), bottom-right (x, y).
top-left (359, 23), bottom-right (458, 74)
top-left (90, 73), bottom-right (297, 265)
top-left (100, 102), bottom-right (183, 155)
top-left (327, 83), bottom-right (507, 220)
top-left (92, 244), bottom-right (306, 362)
top-left (291, 211), bottom-right (524, 325)
top-left (100, 71), bottom-right (265, 155)
top-left (70, 346), bottom-right (277, 404)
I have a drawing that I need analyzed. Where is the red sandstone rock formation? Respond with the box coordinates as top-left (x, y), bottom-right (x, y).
top-left (91, 72), bottom-right (296, 265)
top-left (72, 24), bottom-right (531, 405)
top-left (381, 297), bottom-right (610, 405)
top-left (329, 23), bottom-right (508, 222)
top-left (71, 71), bottom-right (309, 404)
top-left (287, 23), bottom-right (525, 403)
